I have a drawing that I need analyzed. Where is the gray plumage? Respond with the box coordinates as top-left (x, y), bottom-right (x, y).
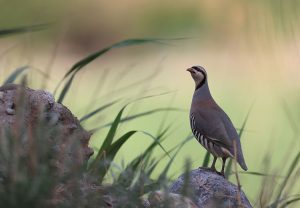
top-left (187, 66), bottom-right (247, 174)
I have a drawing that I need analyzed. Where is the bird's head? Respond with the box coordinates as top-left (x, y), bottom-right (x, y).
top-left (187, 66), bottom-right (207, 89)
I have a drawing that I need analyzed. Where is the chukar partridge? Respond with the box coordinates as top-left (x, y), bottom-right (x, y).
top-left (187, 66), bottom-right (247, 175)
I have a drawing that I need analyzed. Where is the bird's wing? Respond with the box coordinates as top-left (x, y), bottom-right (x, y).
top-left (192, 105), bottom-right (239, 150)
top-left (215, 106), bottom-right (248, 170)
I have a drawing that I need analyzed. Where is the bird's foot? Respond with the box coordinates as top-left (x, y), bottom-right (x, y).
top-left (198, 167), bottom-right (225, 177)
top-left (202, 166), bottom-right (217, 173)
top-left (216, 171), bottom-right (225, 178)
top-left (208, 168), bottom-right (225, 178)
top-left (198, 167), bottom-right (217, 173)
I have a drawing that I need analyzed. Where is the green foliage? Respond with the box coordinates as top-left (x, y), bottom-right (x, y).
top-left (55, 38), bottom-right (164, 103)
top-left (0, 24), bottom-right (48, 38)
top-left (0, 77), bottom-right (186, 207)
top-left (55, 37), bottom-right (188, 103)
top-left (92, 107), bottom-right (183, 132)
top-left (0, 25), bottom-right (299, 207)
top-left (268, 152), bottom-right (300, 208)
top-left (79, 99), bottom-right (120, 123)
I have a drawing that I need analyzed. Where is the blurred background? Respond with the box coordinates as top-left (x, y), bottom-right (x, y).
top-left (1, 0), bottom-right (300, 202)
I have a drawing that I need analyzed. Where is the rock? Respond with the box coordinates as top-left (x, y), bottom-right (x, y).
top-left (0, 84), bottom-right (103, 207)
top-left (0, 84), bottom-right (94, 164)
top-left (146, 191), bottom-right (199, 208)
top-left (170, 168), bottom-right (252, 208)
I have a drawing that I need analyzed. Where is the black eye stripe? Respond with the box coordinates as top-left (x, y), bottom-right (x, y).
top-left (192, 66), bottom-right (200, 71)
top-left (191, 66), bottom-right (206, 74)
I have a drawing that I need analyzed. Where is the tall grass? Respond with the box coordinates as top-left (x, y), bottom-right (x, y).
top-left (0, 24), bottom-right (299, 207)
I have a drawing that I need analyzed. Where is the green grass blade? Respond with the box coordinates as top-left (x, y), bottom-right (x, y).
top-left (121, 142), bottom-right (156, 176)
top-left (233, 171), bottom-right (285, 178)
top-left (158, 134), bottom-right (193, 182)
top-left (116, 128), bottom-right (170, 185)
top-left (131, 135), bottom-right (193, 193)
top-left (273, 152), bottom-right (300, 206)
top-left (89, 91), bottom-right (176, 163)
top-left (92, 107), bottom-right (184, 132)
top-left (143, 182), bottom-right (161, 194)
top-left (120, 133), bottom-right (192, 190)
top-left (268, 194), bottom-right (300, 208)
top-left (54, 38), bottom-right (166, 96)
top-left (145, 159), bottom-right (161, 177)
top-left (79, 99), bottom-right (120, 122)
top-left (202, 151), bottom-right (211, 167)
top-left (3, 66), bottom-right (29, 84)
top-left (280, 197), bottom-right (300, 207)
top-left (89, 106), bottom-right (126, 171)
top-left (57, 73), bottom-right (75, 103)
top-left (225, 103), bottom-right (253, 177)
top-left (145, 136), bottom-right (191, 178)
top-left (61, 37), bottom-right (188, 81)
top-left (65, 39), bottom-right (162, 78)
top-left (97, 131), bottom-right (137, 183)
top-left (0, 24), bottom-right (49, 37)
top-left (88, 93), bottom-right (179, 176)
top-left (140, 131), bottom-right (171, 159)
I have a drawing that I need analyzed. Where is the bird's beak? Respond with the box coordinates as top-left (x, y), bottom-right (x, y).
top-left (186, 68), bottom-right (194, 73)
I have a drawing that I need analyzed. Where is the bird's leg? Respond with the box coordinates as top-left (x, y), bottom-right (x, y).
top-left (221, 157), bottom-right (227, 177)
top-left (210, 156), bottom-right (217, 172)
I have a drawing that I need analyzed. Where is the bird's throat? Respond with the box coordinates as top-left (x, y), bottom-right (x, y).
top-left (195, 79), bottom-right (206, 91)
top-left (193, 81), bottom-right (212, 100)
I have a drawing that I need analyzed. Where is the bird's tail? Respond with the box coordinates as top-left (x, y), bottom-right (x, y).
top-left (232, 140), bottom-right (248, 171)
top-left (236, 144), bottom-right (248, 171)
top-left (237, 153), bottom-right (248, 171)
